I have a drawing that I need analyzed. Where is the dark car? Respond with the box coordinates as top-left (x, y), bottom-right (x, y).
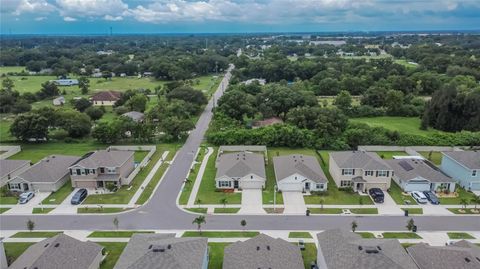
top-left (423, 191), bottom-right (440, 205)
top-left (71, 188), bottom-right (88, 205)
top-left (369, 188), bottom-right (385, 203)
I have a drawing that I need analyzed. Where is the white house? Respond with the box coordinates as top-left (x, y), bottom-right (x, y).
top-left (215, 151), bottom-right (266, 190)
top-left (53, 96), bottom-right (65, 106)
top-left (52, 79), bottom-right (78, 86)
top-left (273, 154), bottom-right (327, 192)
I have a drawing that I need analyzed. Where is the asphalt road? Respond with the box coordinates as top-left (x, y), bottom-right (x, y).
top-left (1, 65), bottom-right (479, 232)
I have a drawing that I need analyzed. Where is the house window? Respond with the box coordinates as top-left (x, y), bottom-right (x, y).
top-left (9, 183), bottom-right (21, 190)
top-left (377, 170), bottom-right (388, 177)
top-left (316, 183), bottom-right (324, 189)
top-left (76, 169), bottom-right (81, 175)
top-left (364, 171), bottom-right (374, 176)
top-left (473, 170), bottom-right (477, 177)
top-left (340, 180), bottom-right (352, 187)
top-left (218, 181), bottom-right (231, 188)
top-left (100, 167), bottom-right (105, 173)
top-left (250, 175), bottom-right (253, 179)
top-left (107, 168), bottom-right (116, 174)
top-left (342, 169), bottom-right (354, 176)
top-left (85, 169), bottom-right (90, 175)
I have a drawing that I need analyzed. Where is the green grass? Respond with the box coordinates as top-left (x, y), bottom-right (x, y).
top-left (179, 147), bottom-right (207, 205)
top-left (394, 59), bottom-right (418, 69)
top-left (0, 207), bottom-right (11, 214)
top-left (388, 181), bottom-right (417, 205)
top-left (401, 208), bottom-right (423, 214)
top-left (304, 151), bottom-right (373, 205)
top-left (0, 194), bottom-right (17, 205)
top-left (213, 207), bottom-right (240, 213)
top-left (88, 231), bottom-right (154, 238)
top-left (0, 66), bottom-right (27, 75)
top-left (134, 151), bottom-right (149, 163)
top-left (349, 208), bottom-right (378, 214)
top-left (182, 231), bottom-right (259, 238)
top-left (195, 148), bottom-right (241, 204)
top-left (448, 208), bottom-right (480, 214)
top-left (289, 232), bottom-right (312, 238)
top-left (208, 243), bottom-right (229, 269)
top-left (42, 181), bottom-right (74, 204)
top-left (376, 151), bottom-right (408, 159)
top-left (11, 231), bottom-right (62, 238)
top-left (0, 119), bottom-right (14, 142)
top-left (356, 232), bottom-right (376, 238)
top-left (349, 117), bottom-right (443, 137)
top-left (308, 208), bottom-right (343, 214)
top-left (77, 207), bottom-right (130, 213)
top-left (382, 232), bottom-right (422, 239)
top-left (439, 187), bottom-right (477, 205)
top-left (3, 242), bottom-right (34, 266)
top-left (447, 232), bottom-right (475, 239)
top-left (401, 243), bottom-right (417, 248)
top-left (185, 207), bottom-right (208, 214)
top-left (301, 243), bottom-right (317, 269)
top-left (98, 242), bottom-right (127, 269)
top-left (418, 151), bottom-right (443, 165)
top-left (32, 208), bottom-right (55, 214)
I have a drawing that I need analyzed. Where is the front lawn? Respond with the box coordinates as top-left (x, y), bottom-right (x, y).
top-left (376, 151), bottom-right (408, 159)
top-left (133, 151), bottom-right (149, 163)
top-left (32, 208), bottom-right (54, 214)
top-left (1, 188), bottom-right (19, 205)
top-left (388, 181), bottom-right (417, 205)
top-left (402, 208), bottom-right (423, 214)
top-left (438, 187), bottom-right (477, 205)
top-left (185, 207), bottom-right (208, 214)
top-left (42, 181), bottom-right (73, 204)
top-left (301, 243), bottom-right (317, 269)
top-left (308, 208), bottom-right (343, 214)
top-left (382, 232), bottom-right (422, 239)
top-left (418, 151), bottom-right (443, 165)
top-left (356, 232), bottom-right (376, 238)
top-left (182, 231), bottom-right (259, 238)
top-left (213, 208), bottom-right (240, 213)
top-left (3, 242), bottom-right (34, 266)
top-left (0, 207), bottom-right (11, 214)
top-left (11, 231), bottom-right (62, 238)
top-left (178, 147), bottom-right (206, 205)
top-left (289, 232), bottom-right (312, 238)
top-left (208, 243), bottom-right (229, 269)
top-left (447, 232), bottom-right (475, 239)
top-left (88, 231), bottom-right (154, 238)
top-left (98, 242), bottom-right (127, 269)
top-left (77, 207), bottom-right (130, 213)
top-left (349, 208), bottom-right (378, 214)
top-left (448, 208), bottom-right (480, 214)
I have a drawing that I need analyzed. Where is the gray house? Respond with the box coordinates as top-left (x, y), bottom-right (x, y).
top-left (407, 241), bottom-right (480, 269)
top-left (121, 111), bottom-right (145, 123)
top-left (9, 234), bottom-right (103, 269)
top-left (387, 158), bottom-right (456, 192)
top-left (273, 154), bottom-right (327, 192)
top-left (114, 234), bottom-right (208, 269)
top-left (7, 155), bottom-right (80, 192)
top-left (223, 234), bottom-right (304, 269)
top-left (0, 159), bottom-right (30, 187)
top-left (69, 150), bottom-right (134, 189)
top-left (329, 151), bottom-right (393, 192)
top-left (317, 229), bottom-right (418, 269)
top-left (215, 151), bottom-right (266, 190)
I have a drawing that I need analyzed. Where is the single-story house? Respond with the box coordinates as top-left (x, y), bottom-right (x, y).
top-left (91, 90), bottom-right (122, 106)
top-left (329, 151), bottom-right (393, 192)
top-left (69, 150), bottom-right (134, 188)
top-left (9, 234), bottom-right (103, 269)
top-left (215, 151), bottom-right (266, 190)
top-left (52, 96), bottom-right (65, 106)
top-left (273, 154), bottom-right (327, 192)
top-left (317, 229), bottom-right (418, 269)
top-left (252, 117), bottom-right (283, 129)
top-left (52, 79), bottom-right (78, 86)
top-left (242, 78), bottom-right (266, 85)
top-left (0, 159), bottom-right (30, 187)
top-left (386, 158), bottom-right (456, 192)
top-left (407, 240), bottom-right (480, 269)
top-left (114, 234), bottom-right (208, 269)
top-left (223, 234), bottom-right (304, 269)
top-left (7, 155), bottom-right (80, 192)
top-left (440, 151), bottom-right (480, 191)
top-left (121, 111), bottom-right (145, 123)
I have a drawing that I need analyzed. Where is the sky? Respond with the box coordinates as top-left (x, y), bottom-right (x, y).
top-left (1, 0), bottom-right (480, 34)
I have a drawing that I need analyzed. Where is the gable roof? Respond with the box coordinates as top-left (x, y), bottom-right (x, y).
top-left (216, 152), bottom-right (266, 179)
top-left (15, 155), bottom-right (80, 183)
top-left (91, 90), bottom-right (122, 102)
top-left (317, 229), bottom-right (418, 269)
top-left (122, 111), bottom-right (145, 122)
top-left (386, 158), bottom-right (455, 183)
top-left (442, 151), bottom-right (480, 170)
top-left (330, 151), bottom-right (391, 170)
top-left (273, 154), bottom-right (327, 183)
top-left (223, 234), bottom-right (304, 269)
top-left (407, 241), bottom-right (480, 269)
top-left (0, 159), bottom-right (30, 178)
top-left (9, 234), bottom-right (103, 269)
top-left (113, 234), bottom-right (207, 269)
top-left (71, 150), bottom-right (134, 168)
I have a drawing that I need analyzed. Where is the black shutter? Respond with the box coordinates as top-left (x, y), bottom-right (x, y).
top-left (376, 171), bottom-right (378, 177)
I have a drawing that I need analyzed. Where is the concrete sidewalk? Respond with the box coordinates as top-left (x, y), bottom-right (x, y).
top-left (187, 147), bottom-right (213, 207)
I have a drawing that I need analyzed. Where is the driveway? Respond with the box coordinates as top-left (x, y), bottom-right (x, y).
top-left (283, 192), bottom-right (307, 215)
top-left (3, 192), bottom-right (51, 215)
top-left (49, 188), bottom-right (82, 215)
top-left (238, 189), bottom-right (264, 214)
top-left (375, 192), bottom-right (404, 215)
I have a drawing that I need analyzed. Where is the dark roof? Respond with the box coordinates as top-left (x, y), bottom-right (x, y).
top-left (223, 234), bottom-right (304, 269)
top-left (15, 155), bottom-right (80, 183)
top-left (9, 234), bottom-right (103, 269)
top-left (91, 90), bottom-right (122, 101)
top-left (386, 158), bottom-right (455, 183)
top-left (71, 150), bottom-right (133, 168)
top-left (0, 159), bottom-right (30, 178)
top-left (114, 234), bottom-right (208, 269)
top-left (407, 241), bottom-right (480, 269)
top-left (330, 151), bottom-right (391, 170)
top-left (273, 154), bottom-right (327, 183)
top-left (252, 117), bottom-right (284, 127)
top-left (317, 229), bottom-right (418, 269)
top-left (442, 151), bottom-right (480, 170)
top-left (216, 151), bottom-right (266, 179)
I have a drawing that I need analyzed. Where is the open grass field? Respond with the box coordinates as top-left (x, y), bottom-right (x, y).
top-left (394, 59), bottom-right (419, 69)
top-left (7, 141), bottom-right (105, 162)
top-left (349, 117), bottom-right (443, 137)
top-left (3, 242), bottom-right (35, 266)
top-left (388, 181), bottom-right (417, 205)
top-left (42, 181), bottom-right (73, 204)
top-left (0, 66), bottom-right (27, 75)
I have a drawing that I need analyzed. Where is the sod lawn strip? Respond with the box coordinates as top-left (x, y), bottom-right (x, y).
top-left (356, 232), bottom-right (376, 238)
top-left (349, 208), bottom-right (378, 214)
top-left (11, 231), bottom-right (62, 238)
top-left (185, 207), bottom-right (208, 214)
top-left (41, 181), bottom-right (74, 204)
top-left (308, 208), bottom-right (343, 214)
top-left (213, 208), bottom-right (240, 213)
top-left (178, 147), bottom-right (207, 205)
top-left (208, 243), bottom-right (229, 269)
top-left (88, 231), bottom-right (154, 238)
top-left (376, 151), bottom-right (408, 159)
top-left (182, 231), bottom-right (259, 238)
top-left (77, 207), bottom-right (131, 213)
top-left (418, 151), bottom-right (443, 165)
top-left (401, 208), bottom-right (423, 214)
top-left (382, 232), bottom-right (422, 239)
top-left (98, 242), bottom-right (127, 269)
top-left (447, 232), bottom-right (475, 239)
top-left (301, 243), bottom-right (318, 269)
top-left (0, 208), bottom-right (11, 214)
top-left (3, 242), bottom-right (35, 266)
top-left (447, 208), bottom-right (480, 214)
top-left (289, 232), bottom-right (312, 238)
top-left (32, 208), bottom-right (55, 214)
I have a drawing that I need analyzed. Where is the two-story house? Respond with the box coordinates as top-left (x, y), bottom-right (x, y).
top-left (440, 151), bottom-right (480, 191)
top-left (69, 150), bottom-right (134, 189)
top-left (329, 151), bottom-right (393, 192)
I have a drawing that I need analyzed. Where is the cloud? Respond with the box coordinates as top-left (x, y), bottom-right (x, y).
top-left (104, 14), bottom-right (123, 21)
top-left (56, 0), bottom-right (129, 18)
top-left (63, 16), bottom-right (77, 21)
top-left (35, 16), bottom-right (47, 21)
top-left (4, 0), bottom-right (56, 15)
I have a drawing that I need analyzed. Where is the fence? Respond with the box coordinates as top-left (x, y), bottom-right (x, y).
top-left (107, 145), bottom-right (156, 185)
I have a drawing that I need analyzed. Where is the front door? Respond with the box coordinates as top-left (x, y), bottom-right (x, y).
top-left (305, 182), bottom-right (310, 190)
top-left (23, 183), bottom-right (29, 191)
top-left (356, 183), bottom-right (363, 192)
top-left (97, 181), bottom-right (104, 188)
top-left (234, 180), bottom-right (239, 189)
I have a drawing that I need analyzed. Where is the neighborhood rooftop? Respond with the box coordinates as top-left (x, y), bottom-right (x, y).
top-left (386, 158), bottom-right (455, 183)
top-left (91, 90), bottom-right (122, 101)
top-left (407, 240), bottom-right (480, 269)
top-left (442, 151), bottom-right (480, 169)
top-left (16, 155), bottom-right (80, 183)
top-left (72, 150), bottom-right (134, 168)
top-left (330, 151), bottom-right (391, 170)
top-left (0, 159), bottom-right (30, 179)
top-left (216, 151), bottom-right (266, 179)
top-left (273, 154), bottom-right (327, 183)
top-left (113, 234), bottom-right (208, 269)
top-left (223, 234), bottom-right (304, 269)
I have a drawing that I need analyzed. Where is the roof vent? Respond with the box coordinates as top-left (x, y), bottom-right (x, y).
top-left (358, 246), bottom-right (363, 251)
top-left (465, 257), bottom-right (471, 263)
top-left (167, 244), bottom-right (171, 249)
top-left (365, 247), bottom-right (379, 254)
top-left (267, 246), bottom-right (270, 250)
top-left (152, 248), bottom-right (165, 253)
top-left (148, 245), bottom-right (153, 249)
top-left (54, 243), bottom-right (60, 247)
top-left (377, 246), bottom-right (382, 251)
top-left (256, 246), bottom-right (260, 251)
top-left (44, 243), bottom-right (49, 248)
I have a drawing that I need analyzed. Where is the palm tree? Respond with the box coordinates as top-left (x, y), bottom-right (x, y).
top-left (192, 216), bottom-right (206, 234)
top-left (406, 218), bottom-right (415, 231)
top-left (471, 196), bottom-right (480, 210)
top-left (351, 221), bottom-right (358, 232)
top-left (240, 219), bottom-right (247, 231)
top-left (460, 198), bottom-right (469, 210)
top-left (220, 198), bottom-right (228, 208)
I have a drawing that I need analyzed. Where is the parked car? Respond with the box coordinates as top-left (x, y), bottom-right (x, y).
top-left (369, 188), bottom-right (384, 203)
top-left (71, 188), bottom-right (88, 205)
top-left (423, 191), bottom-right (440, 205)
top-left (411, 191), bottom-right (429, 204)
top-left (298, 240), bottom-right (305, 251)
top-left (19, 192), bottom-right (35, 204)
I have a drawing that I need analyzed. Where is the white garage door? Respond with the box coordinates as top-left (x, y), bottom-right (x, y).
top-left (279, 183), bottom-right (303, 192)
top-left (404, 182), bottom-right (430, 192)
top-left (470, 182), bottom-right (480, 191)
top-left (240, 181), bottom-right (263, 189)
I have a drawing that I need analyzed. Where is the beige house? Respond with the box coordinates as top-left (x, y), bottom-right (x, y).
top-left (69, 150), bottom-right (134, 189)
top-left (215, 151), bottom-right (266, 190)
top-left (329, 151), bottom-right (393, 192)
top-left (91, 90), bottom-right (121, 106)
top-left (0, 159), bottom-right (30, 187)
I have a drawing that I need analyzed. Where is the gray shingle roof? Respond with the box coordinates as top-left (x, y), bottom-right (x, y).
top-left (223, 234), bottom-right (304, 269)
top-left (386, 158), bottom-right (455, 183)
top-left (273, 154), bottom-right (327, 183)
top-left (114, 234), bottom-right (208, 269)
top-left (216, 152), bottom-right (266, 179)
top-left (317, 230), bottom-right (418, 269)
top-left (9, 234), bottom-right (103, 269)
top-left (330, 151), bottom-right (391, 170)
top-left (442, 151), bottom-right (480, 169)
top-left (122, 111), bottom-right (145, 122)
top-left (72, 150), bottom-right (134, 168)
top-left (16, 155), bottom-right (80, 183)
top-left (407, 241), bottom-right (480, 269)
top-left (0, 159), bottom-right (30, 178)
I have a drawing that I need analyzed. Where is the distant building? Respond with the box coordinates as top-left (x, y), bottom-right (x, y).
top-left (310, 40), bottom-right (346, 46)
top-left (143, 71), bottom-right (153, 77)
top-left (252, 117), bottom-right (283, 128)
top-left (91, 72), bottom-right (103, 78)
top-left (52, 96), bottom-right (65, 106)
top-left (0, 159), bottom-right (30, 187)
top-left (122, 111), bottom-right (145, 123)
top-left (91, 90), bottom-right (122, 106)
top-left (52, 79), bottom-right (79, 86)
top-left (96, 50), bottom-right (114, 55)
top-left (242, 78), bottom-right (266, 86)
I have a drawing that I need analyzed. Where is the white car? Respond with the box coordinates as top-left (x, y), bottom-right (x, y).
top-left (411, 191), bottom-right (428, 204)
top-left (19, 192), bottom-right (35, 204)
